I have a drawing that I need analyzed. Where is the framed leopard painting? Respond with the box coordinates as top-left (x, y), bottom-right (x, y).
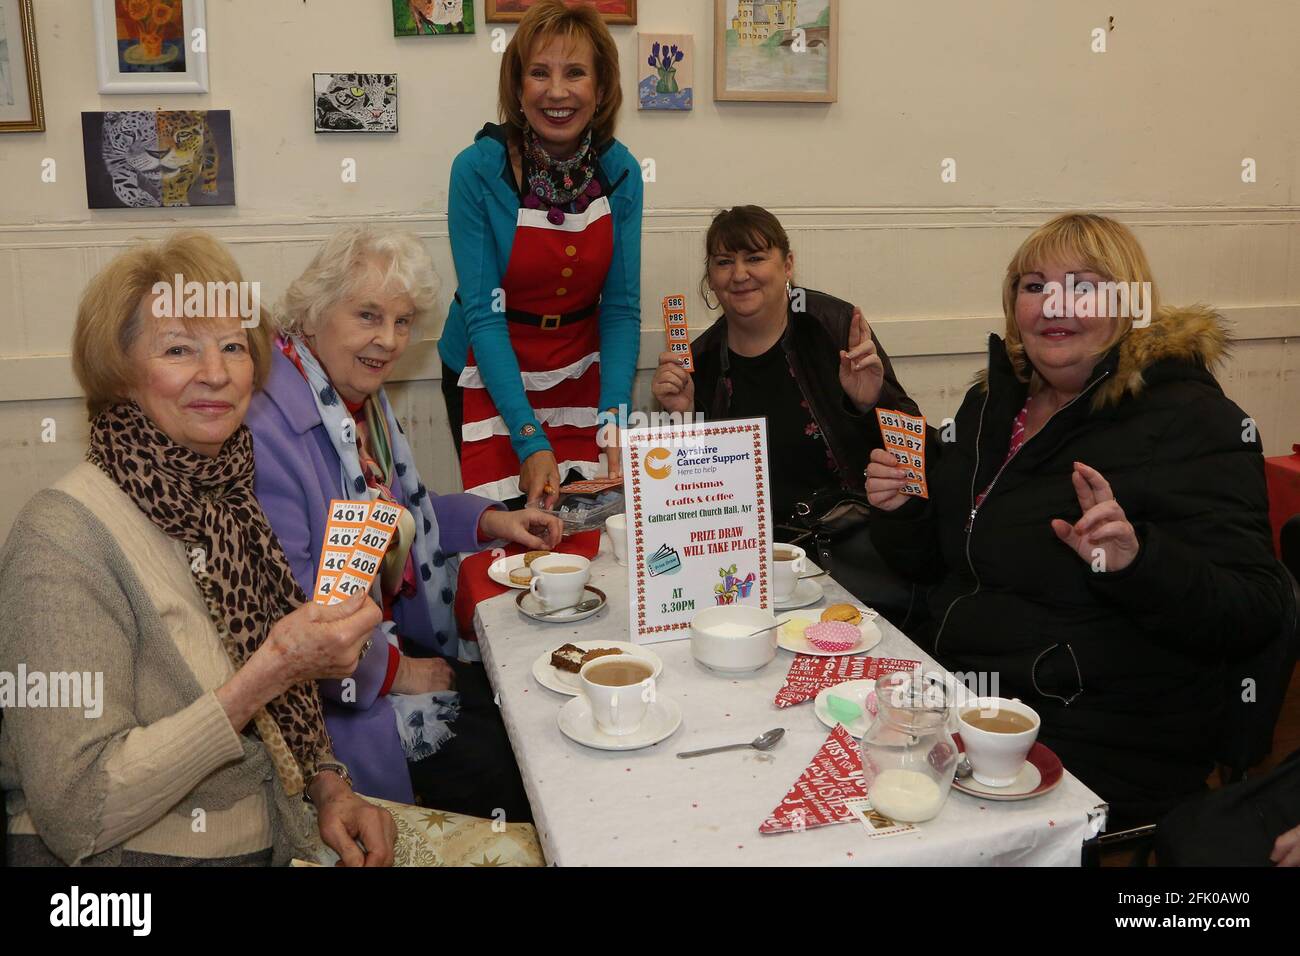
top-left (80, 110), bottom-right (235, 209)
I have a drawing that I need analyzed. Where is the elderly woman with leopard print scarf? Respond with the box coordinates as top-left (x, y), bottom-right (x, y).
top-left (0, 232), bottom-right (396, 866)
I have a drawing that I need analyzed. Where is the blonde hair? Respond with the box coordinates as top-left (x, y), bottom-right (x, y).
top-left (1001, 213), bottom-right (1161, 384)
top-left (276, 226), bottom-right (440, 338)
top-left (498, 0), bottom-right (622, 147)
top-left (72, 231), bottom-right (271, 420)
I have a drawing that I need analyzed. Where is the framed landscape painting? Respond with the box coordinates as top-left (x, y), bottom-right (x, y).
top-left (81, 110), bottom-right (235, 208)
top-left (0, 0), bottom-right (43, 132)
top-left (485, 0), bottom-right (635, 25)
top-left (714, 0), bottom-right (837, 103)
top-left (393, 0), bottom-right (475, 35)
top-left (93, 0), bottom-right (209, 93)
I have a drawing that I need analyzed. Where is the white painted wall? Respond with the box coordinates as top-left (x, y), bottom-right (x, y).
top-left (1, 0), bottom-right (1297, 538)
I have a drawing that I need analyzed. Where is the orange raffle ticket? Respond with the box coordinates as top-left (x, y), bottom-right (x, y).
top-left (662, 293), bottom-right (693, 372)
top-left (875, 408), bottom-right (929, 499)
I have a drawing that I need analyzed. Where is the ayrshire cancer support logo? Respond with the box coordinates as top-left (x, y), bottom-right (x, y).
top-left (644, 447), bottom-right (672, 480)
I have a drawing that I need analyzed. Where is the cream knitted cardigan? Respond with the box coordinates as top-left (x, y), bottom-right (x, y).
top-left (0, 463), bottom-right (322, 866)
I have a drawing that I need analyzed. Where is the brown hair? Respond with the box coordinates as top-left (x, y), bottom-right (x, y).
top-left (1001, 213), bottom-right (1160, 384)
top-left (700, 205), bottom-right (793, 300)
top-left (72, 231), bottom-right (272, 419)
top-left (498, 0), bottom-right (622, 147)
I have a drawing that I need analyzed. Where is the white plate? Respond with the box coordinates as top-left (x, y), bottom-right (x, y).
top-left (532, 640), bottom-right (665, 697)
top-left (488, 554), bottom-right (532, 589)
top-left (813, 679), bottom-right (878, 738)
top-left (558, 696), bottom-right (683, 751)
top-left (953, 758), bottom-right (1044, 800)
top-left (776, 609), bottom-right (882, 657)
top-left (775, 577), bottom-right (824, 610)
top-left (516, 586), bottom-right (606, 624)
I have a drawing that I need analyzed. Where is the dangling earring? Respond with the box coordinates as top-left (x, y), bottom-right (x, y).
top-left (703, 288), bottom-right (720, 311)
top-left (785, 280), bottom-right (794, 299)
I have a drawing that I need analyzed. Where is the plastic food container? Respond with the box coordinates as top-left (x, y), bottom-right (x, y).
top-left (541, 489), bottom-right (626, 536)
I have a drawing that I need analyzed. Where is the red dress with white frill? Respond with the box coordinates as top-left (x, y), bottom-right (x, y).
top-left (457, 198), bottom-right (614, 500)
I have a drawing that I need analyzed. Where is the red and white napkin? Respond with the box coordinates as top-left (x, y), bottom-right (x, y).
top-left (774, 655), bottom-right (920, 709)
top-left (759, 725), bottom-right (867, 834)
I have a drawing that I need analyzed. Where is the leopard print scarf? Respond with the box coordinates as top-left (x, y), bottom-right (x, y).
top-left (87, 401), bottom-right (333, 797)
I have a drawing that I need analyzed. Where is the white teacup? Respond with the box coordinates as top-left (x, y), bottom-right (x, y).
top-left (528, 554), bottom-right (591, 611)
top-left (605, 513), bottom-right (629, 566)
top-left (957, 697), bottom-right (1040, 788)
top-left (580, 655), bottom-right (656, 736)
top-left (772, 544), bottom-right (807, 602)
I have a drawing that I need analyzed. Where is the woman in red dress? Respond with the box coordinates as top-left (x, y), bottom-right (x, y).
top-left (439, 0), bottom-right (643, 507)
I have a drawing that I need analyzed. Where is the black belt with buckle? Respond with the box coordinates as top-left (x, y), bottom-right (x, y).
top-left (505, 300), bottom-right (599, 330)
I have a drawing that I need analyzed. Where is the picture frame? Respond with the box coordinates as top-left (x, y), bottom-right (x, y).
top-left (714, 0), bottom-right (838, 103)
top-left (485, 0), bottom-right (635, 25)
top-left (81, 109), bottom-right (235, 209)
top-left (393, 0), bottom-right (475, 36)
top-left (638, 34), bottom-right (693, 111)
top-left (314, 73), bottom-right (399, 134)
top-left (0, 0), bottom-right (44, 132)
top-left (93, 0), bottom-right (209, 94)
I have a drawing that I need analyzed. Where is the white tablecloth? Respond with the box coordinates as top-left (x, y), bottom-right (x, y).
top-left (473, 538), bottom-right (1108, 866)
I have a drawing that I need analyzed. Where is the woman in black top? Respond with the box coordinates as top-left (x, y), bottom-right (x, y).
top-left (653, 206), bottom-right (920, 612)
top-left (866, 213), bottom-right (1287, 826)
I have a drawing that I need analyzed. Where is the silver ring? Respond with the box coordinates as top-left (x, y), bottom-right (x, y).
top-left (359, 638), bottom-right (374, 660)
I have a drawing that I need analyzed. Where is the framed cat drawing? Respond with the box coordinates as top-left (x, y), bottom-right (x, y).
top-left (81, 110), bottom-right (235, 208)
top-left (313, 73), bottom-right (398, 133)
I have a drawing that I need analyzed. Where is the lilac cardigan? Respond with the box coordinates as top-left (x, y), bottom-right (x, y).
top-left (247, 349), bottom-right (499, 803)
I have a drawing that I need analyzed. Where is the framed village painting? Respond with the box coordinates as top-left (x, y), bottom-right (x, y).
top-left (314, 74), bottom-right (398, 133)
top-left (81, 110), bottom-right (235, 208)
top-left (393, 0), bottom-right (475, 35)
top-left (485, 0), bottom-right (635, 25)
top-left (638, 34), bottom-right (693, 111)
top-left (93, 0), bottom-right (209, 94)
top-left (0, 0), bottom-right (44, 132)
top-left (714, 0), bottom-right (838, 103)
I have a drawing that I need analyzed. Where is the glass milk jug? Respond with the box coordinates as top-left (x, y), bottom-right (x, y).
top-left (859, 670), bottom-right (957, 823)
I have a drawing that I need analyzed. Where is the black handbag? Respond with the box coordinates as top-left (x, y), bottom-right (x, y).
top-left (777, 487), bottom-right (922, 628)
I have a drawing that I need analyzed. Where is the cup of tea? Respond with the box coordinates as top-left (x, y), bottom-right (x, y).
top-left (529, 554), bottom-right (591, 611)
top-left (772, 544), bottom-right (808, 602)
top-left (580, 655), bottom-right (656, 736)
top-left (957, 697), bottom-right (1040, 787)
top-left (605, 513), bottom-right (629, 566)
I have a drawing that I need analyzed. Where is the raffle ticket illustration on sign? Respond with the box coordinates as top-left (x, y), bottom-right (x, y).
top-left (622, 419), bottom-right (772, 643)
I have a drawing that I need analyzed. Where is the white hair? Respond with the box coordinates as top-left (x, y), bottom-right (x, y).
top-left (276, 225), bottom-right (440, 337)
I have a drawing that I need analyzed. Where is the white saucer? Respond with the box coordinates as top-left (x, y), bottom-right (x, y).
top-left (532, 641), bottom-right (665, 696)
top-left (775, 578), bottom-right (824, 610)
top-left (516, 586), bottom-right (606, 624)
top-left (953, 759), bottom-right (1043, 799)
top-left (557, 696), bottom-right (683, 751)
top-left (813, 679), bottom-right (878, 737)
top-left (776, 609), bottom-right (882, 657)
top-left (488, 554), bottom-right (531, 589)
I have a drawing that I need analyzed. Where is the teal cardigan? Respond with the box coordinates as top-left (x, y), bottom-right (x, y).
top-left (438, 123), bottom-right (644, 464)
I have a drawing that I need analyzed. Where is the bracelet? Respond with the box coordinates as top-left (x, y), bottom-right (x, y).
top-left (305, 760), bottom-right (353, 803)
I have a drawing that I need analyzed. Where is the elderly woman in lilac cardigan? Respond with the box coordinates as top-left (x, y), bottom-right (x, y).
top-left (247, 225), bottom-right (559, 820)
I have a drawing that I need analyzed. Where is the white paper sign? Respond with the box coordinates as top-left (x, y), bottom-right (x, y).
top-left (622, 419), bottom-right (773, 643)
